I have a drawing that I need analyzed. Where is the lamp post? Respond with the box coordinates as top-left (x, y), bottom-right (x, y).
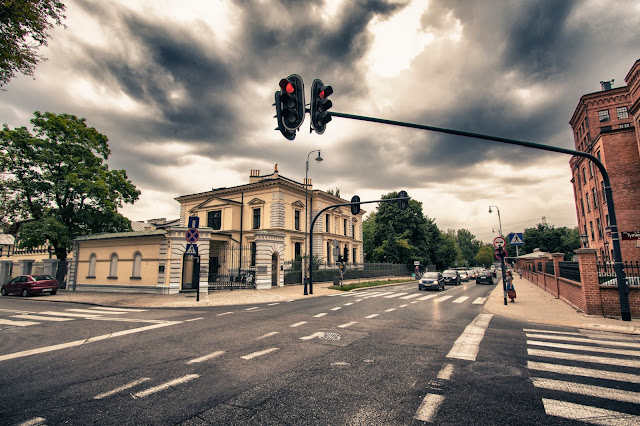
top-left (580, 233), bottom-right (589, 248)
top-left (304, 150), bottom-right (323, 295)
top-left (489, 206), bottom-right (502, 237)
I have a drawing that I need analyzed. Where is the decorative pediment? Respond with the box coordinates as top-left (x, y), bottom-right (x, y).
top-left (190, 196), bottom-right (241, 212)
top-left (330, 207), bottom-right (344, 214)
top-left (248, 197), bottom-right (266, 205)
top-left (292, 200), bottom-right (305, 208)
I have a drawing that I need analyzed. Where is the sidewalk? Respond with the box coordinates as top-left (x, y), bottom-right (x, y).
top-left (483, 274), bottom-right (640, 335)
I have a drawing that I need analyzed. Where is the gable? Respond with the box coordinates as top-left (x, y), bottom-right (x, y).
top-left (248, 198), bottom-right (266, 205)
top-left (292, 200), bottom-right (305, 208)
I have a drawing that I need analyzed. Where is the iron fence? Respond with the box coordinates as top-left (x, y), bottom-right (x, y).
top-left (207, 244), bottom-right (255, 290)
top-left (597, 261), bottom-right (640, 286)
top-left (537, 262), bottom-right (543, 272)
top-left (545, 261), bottom-right (555, 275)
top-left (283, 262), bottom-right (413, 285)
top-left (558, 261), bottom-right (581, 283)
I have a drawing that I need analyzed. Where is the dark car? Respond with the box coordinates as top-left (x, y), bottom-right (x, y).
top-left (1, 275), bottom-right (59, 297)
top-left (476, 270), bottom-right (494, 285)
top-left (418, 272), bottom-right (445, 291)
top-left (442, 269), bottom-right (461, 285)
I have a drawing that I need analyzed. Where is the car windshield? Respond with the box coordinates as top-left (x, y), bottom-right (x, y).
top-left (422, 272), bottom-right (439, 279)
top-left (443, 270), bottom-right (456, 275)
top-left (32, 275), bottom-right (54, 281)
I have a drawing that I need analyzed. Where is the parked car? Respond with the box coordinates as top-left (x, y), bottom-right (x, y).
top-left (442, 269), bottom-right (461, 285)
top-left (466, 269), bottom-right (477, 279)
top-left (1, 275), bottom-right (59, 297)
top-left (458, 270), bottom-right (469, 282)
top-left (418, 272), bottom-right (445, 291)
top-left (476, 270), bottom-right (494, 285)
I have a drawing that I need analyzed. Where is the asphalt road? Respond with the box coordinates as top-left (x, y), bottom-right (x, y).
top-left (2, 279), bottom-right (639, 425)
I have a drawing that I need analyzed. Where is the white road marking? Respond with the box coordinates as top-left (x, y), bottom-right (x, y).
top-left (0, 319), bottom-right (39, 326)
top-left (245, 307), bottom-right (260, 311)
top-left (241, 347), bottom-right (279, 359)
top-left (365, 314), bottom-right (379, 319)
top-left (363, 292), bottom-right (387, 298)
top-left (385, 308), bottom-right (397, 312)
top-left (528, 340), bottom-right (640, 357)
top-left (89, 307), bottom-right (146, 312)
top-left (0, 321), bottom-right (181, 363)
top-left (133, 374), bottom-right (199, 398)
top-left (527, 361), bottom-right (640, 383)
top-left (267, 303), bottom-right (280, 306)
top-left (337, 321), bottom-right (357, 328)
top-left (355, 299), bottom-right (363, 302)
top-left (414, 393), bottom-right (445, 422)
top-left (217, 311), bottom-right (234, 316)
top-left (17, 417), bottom-right (46, 426)
top-left (184, 317), bottom-right (203, 322)
top-left (526, 333), bottom-right (640, 348)
top-left (542, 398), bottom-right (640, 425)
top-left (344, 303), bottom-right (353, 306)
top-left (66, 309), bottom-right (127, 315)
top-left (187, 351), bottom-right (225, 364)
top-left (523, 328), bottom-right (582, 336)
top-left (528, 349), bottom-right (640, 368)
top-left (446, 313), bottom-right (493, 361)
top-left (399, 304), bottom-right (408, 308)
top-left (314, 313), bottom-right (328, 317)
top-left (434, 295), bottom-right (453, 302)
top-left (472, 297), bottom-right (487, 304)
top-left (384, 293), bottom-right (408, 298)
top-left (400, 294), bottom-right (421, 300)
top-left (39, 311), bottom-right (101, 318)
top-left (453, 296), bottom-right (469, 304)
top-left (94, 377), bottom-right (151, 399)
top-left (417, 294), bottom-right (438, 301)
top-left (437, 363), bottom-right (454, 380)
top-left (290, 321), bottom-right (307, 328)
top-left (331, 307), bottom-right (342, 311)
top-left (300, 332), bottom-right (324, 340)
top-left (257, 331), bottom-right (280, 339)
top-left (532, 377), bottom-right (640, 404)
top-left (11, 314), bottom-right (72, 322)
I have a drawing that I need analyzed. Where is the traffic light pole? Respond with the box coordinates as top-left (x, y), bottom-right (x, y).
top-left (328, 111), bottom-right (631, 321)
top-left (306, 196), bottom-right (409, 295)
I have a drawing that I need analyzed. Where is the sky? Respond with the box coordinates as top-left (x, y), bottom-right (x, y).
top-left (2, 0), bottom-right (639, 244)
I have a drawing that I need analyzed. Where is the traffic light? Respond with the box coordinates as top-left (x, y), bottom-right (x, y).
top-left (350, 195), bottom-right (361, 215)
top-left (310, 79), bottom-right (333, 134)
top-left (398, 190), bottom-right (409, 210)
top-left (274, 74), bottom-right (305, 140)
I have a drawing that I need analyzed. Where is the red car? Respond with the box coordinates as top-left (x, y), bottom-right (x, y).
top-left (1, 275), bottom-right (59, 297)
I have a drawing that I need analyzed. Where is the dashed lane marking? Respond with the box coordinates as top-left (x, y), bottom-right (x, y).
top-left (331, 307), bottom-right (342, 311)
top-left (0, 319), bottom-right (39, 327)
top-left (257, 331), bottom-right (280, 339)
top-left (385, 308), bottom-right (397, 312)
top-left (344, 303), bottom-right (353, 306)
top-left (414, 394), bottom-right (445, 422)
top-left (399, 304), bottom-right (408, 308)
top-left (38, 311), bottom-right (101, 318)
top-left (184, 318), bottom-right (204, 322)
top-left (452, 296), bottom-right (469, 304)
top-left (11, 314), bottom-right (72, 322)
top-left (66, 309), bottom-right (127, 315)
top-left (446, 313), bottom-right (493, 361)
top-left (365, 314), bottom-right (379, 319)
top-left (300, 332), bottom-right (324, 340)
top-left (17, 417), bottom-right (46, 426)
top-left (245, 307), bottom-right (260, 311)
top-left (267, 303), bottom-right (280, 306)
top-left (314, 313), bottom-right (328, 318)
top-left (337, 321), bottom-right (357, 328)
top-left (94, 377), bottom-right (151, 399)
top-left (290, 321), bottom-right (307, 327)
top-left (133, 374), bottom-right (199, 398)
top-left (240, 347), bottom-right (279, 360)
top-left (217, 312), bottom-right (234, 316)
top-left (187, 351), bottom-right (225, 364)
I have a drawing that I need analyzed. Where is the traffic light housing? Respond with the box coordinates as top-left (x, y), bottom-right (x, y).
top-left (274, 74), bottom-right (305, 140)
top-left (350, 195), bottom-right (361, 215)
top-left (310, 79), bottom-right (333, 134)
top-left (398, 190), bottom-right (409, 210)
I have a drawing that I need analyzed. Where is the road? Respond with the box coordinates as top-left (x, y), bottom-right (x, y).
top-left (1, 279), bottom-right (639, 425)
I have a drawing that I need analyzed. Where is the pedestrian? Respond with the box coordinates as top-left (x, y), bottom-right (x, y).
top-left (506, 270), bottom-right (516, 302)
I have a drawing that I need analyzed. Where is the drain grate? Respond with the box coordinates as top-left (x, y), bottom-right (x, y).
top-left (319, 332), bottom-right (342, 341)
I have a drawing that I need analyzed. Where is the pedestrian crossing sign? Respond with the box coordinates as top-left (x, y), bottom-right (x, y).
top-left (185, 243), bottom-right (198, 255)
top-left (508, 233), bottom-right (524, 246)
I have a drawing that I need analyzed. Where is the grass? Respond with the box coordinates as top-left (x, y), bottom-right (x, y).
top-left (328, 277), bottom-right (414, 291)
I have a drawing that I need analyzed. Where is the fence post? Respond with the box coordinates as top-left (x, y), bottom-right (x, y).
top-left (576, 248), bottom-right (602, 316)
top-left (551, 253), bottom-right (564, 298)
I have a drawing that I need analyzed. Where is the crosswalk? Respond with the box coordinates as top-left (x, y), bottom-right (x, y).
top-left (0, 307), bottom-right (149, 330)
top-left (328, 289), bottom-right (487, 306)
top-left (525, 327), bottom-right (640, 425)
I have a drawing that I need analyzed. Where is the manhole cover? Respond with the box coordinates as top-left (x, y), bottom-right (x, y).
top-left (319, 332), bottom-right (342, 341)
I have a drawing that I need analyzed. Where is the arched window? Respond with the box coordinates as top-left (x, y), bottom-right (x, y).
top-left (132, 252), bottom-right (142, 278)
top-left (109, 254), bottom-right (118, 278)
top-left (88, 254), bottom-right (97, 277)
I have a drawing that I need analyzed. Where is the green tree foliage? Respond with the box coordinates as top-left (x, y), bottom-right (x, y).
top-left (457, 228), bottom-right (483, 266)
top-left (514, 223), bottom-right (580, 260)
top-left (0, 111), bottom-right (140, 260)
top-left (0, 0), bottom-right (66, 88)
top-left (475, 244), bottom-right (495, 266)
top-left (325, 187), bottom-right (340, 197)
top-left (435, 230), bottom-right (460, 270)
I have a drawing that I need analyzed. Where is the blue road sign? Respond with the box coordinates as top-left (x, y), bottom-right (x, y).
top-left (508, 232), bottom-right (524, 246)
top-left (185, 243), bottom-right (198, 255)
top-left (188, 216), bottom-right (200, 229)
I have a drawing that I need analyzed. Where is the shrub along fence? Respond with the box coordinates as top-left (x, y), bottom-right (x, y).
top-left (283, 261), bottom-right (412, 285)
top-left (516, 249), bottom-right (639, 318)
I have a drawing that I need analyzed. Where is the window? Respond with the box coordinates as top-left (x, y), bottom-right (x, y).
top-left (616, 106), bottom-right (629, 119)
top-left (343, 219), bottom-right (347, 236)
top-left (252, 208), bottom-right (261, 229)
top-left (592, 187), bottom-right (598, 208)
top-left (250, 242), bottom-right (257, 266)
top-left (585, 193), bottom-right (590, 212)
top-left (598, 110), bottom-right (610, 122)
top-left (109, 254), bottom-right (118, 278)
top-left (590, 222), bottom-right (595, 240)
top-left (132, 252), bottom-right (142, 278)
top-left (606, 214), bottom-right (610, 227)
top-left (352, 224), bottom-right (355, 238)
top-left (596, 150), bottom-right (601, 162)
top-left (596, 218), bottom-right (603, 239)
top-left (576, 172), bottom-right (581, 190)
top-left (294, 210), bottom-right (300, 231)
top-left (207, 210), bottom-right (221, 230)
top-left (589, 161), bottom-right (593, 177)
top-left (343, 245), bottom-right (349, 263)
top-left (580, 198), bottom-right (585, 216)
top-left (327, 241), bottom-right (331, 263)
top-left (294, 242), bottom-right (302, 259)
top-left (352, 248), bottom-right (357, 264)
top-left (620, 123), bottom-right (630, 129)
top-left (601, 126), bottom-right (612, 132)
top-left (325, 214), bottom-right (330, 233)
top-left (88, 254), bottom-right (97, 278)
top-left (582, 167), bottom-right (586, 184)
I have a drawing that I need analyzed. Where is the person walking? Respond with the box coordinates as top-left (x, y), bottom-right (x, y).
top-left (506, 270), bottom-right (516, 302)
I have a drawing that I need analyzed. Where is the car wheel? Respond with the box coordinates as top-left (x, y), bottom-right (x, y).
top-left (21, 288), bottom-right (29, 297)
top-left (51, 289), bottom-right (57, 295)
top-left (1, 288), bottom-right (6, 296)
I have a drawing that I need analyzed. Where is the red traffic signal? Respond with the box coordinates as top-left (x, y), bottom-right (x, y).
top-left (310, 79), bottom-right (333, 135)
top-left (278, 74), bottom-right (305, 131)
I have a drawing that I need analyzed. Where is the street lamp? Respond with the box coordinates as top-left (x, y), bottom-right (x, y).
top-left (488, 205), bottom-right (502, 237)
top-left (492, 228), bottom-right (500, 234)
top-left (580, 233), bottom-right (589, 248)
top-left (304, 150), bottom-right (323, 295)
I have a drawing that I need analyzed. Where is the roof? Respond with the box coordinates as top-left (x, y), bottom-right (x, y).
top-left (517, 250), bottom-right (551, 259)
top-left (75, 229), bottom-right (167, 241)
top-left (0, 234), bottom-right (15, 245)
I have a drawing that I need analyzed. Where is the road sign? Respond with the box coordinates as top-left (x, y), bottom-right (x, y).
top-left (494, 247), bottom-right (508, 260)
top-left (188, 216), bottom-right (200, 229)
top-left (185, 243), bottom-right (198, 256)
top-left (508, 232), bottom-right (524, 246)
top-left (186, 228), bottom-right (199, 243)
top-left (332, 239), bottom-right (340, 248)
top-left (493, 236), bottom-right (506, 248)
top-left (414, 261), bottom-right (420, 266)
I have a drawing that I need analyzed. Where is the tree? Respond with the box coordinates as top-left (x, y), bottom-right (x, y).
top-left (457, 228), bottom-right (482, 266)
top-left (515, 223), bottom-right (580, 260)
top-left (435, 230), bottom-right (460, 270)
top-left (475, 244), bottom-right (495, 267)
top-left (0, 111), bottom-right (140, 260)
top-left (0, 0), bottom-right (67, 88)
top-left (325, 187), bottom-right (340, 197)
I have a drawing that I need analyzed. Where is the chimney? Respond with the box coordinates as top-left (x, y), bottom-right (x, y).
top-left (600, 79), bottom-right (614, 91)
top-left (273, 163), bottom-right (279, 178)
top-left (249, 169), bottom-right (262, 183)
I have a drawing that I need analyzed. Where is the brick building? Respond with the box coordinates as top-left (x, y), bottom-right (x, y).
top-left (569, 59), bottom-right (640, 263)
